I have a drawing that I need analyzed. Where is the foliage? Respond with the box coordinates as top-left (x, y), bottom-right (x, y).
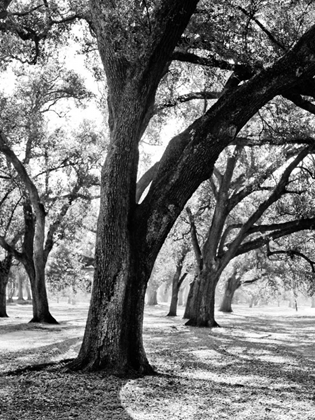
top-left (46, 243), bottom-right (87, 295)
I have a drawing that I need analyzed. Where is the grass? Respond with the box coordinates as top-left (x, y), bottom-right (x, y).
top-left (0, 302), bottom-right (314, 419)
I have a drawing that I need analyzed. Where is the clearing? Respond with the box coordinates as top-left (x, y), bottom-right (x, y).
top-left (0, 302), bottom-right (315, 420)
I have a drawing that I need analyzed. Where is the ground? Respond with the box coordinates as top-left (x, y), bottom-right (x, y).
top-left (0, 302), bottom-right (315, 420)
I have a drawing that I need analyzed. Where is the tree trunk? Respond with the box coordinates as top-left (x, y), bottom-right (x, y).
top-left (219, 273), bottom-right (241, 313)
top-left (167, 244), bottom-right (189, 317)
top-left (146, 286), bottom-right (158, 306)
top-left (21, 203), bottom-right (57, 324)
top-left (68, 114), bottom-right (156, 373)
top-left (17, 273), bottom-right (24, 301)
top-left (167, 272), bottom-right (187, 317)
top-left (24, 260), bottom-right (57, 324)
top-left (70, 246), bottom-right (155, 374)
top-left (183, 279), bottom-right (195, 319)
top-left (185, 267), bottom-right (220, 328)
top-left (0, 278), bottom-right (8, 317)
top-left (0, 254), bottom-right (12, 317)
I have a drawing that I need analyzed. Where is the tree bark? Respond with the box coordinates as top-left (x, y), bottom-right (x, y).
top-left (185, 267), bottom-right (220, 328)
top-left (183, 277), bottom-right (197, 319)
top-left (219, 273), bottom-right (241, 313)
top-left (0, 254), bottom-right (12, 317)
top-left (71, 245), bottom-right (155, 374)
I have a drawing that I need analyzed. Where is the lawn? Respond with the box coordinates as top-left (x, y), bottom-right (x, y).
top-left (0, 302), bottom-right (314, 419)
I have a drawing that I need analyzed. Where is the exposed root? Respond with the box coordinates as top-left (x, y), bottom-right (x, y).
top-left (67, 357), bottom-right (157, 378)
top-left (3, 359), bottom-right (74, 376)
top-left (29, 314), bottom-right (59, 324)
top-left (185, 318), bottom-right (221, 328)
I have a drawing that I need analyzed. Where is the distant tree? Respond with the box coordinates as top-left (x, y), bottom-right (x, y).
top-left (46, 244), bottom-right (83, 303)
top-left (0, 251), bottom-right (13, 317)
top-left (185, 146), bottom-right (315, 327)
top-left (219, 251), bottom-right (266, 313)
top-left (0, 63), bottom-right (101, 323)
top-left (167, 241), bottom-right (190, 317)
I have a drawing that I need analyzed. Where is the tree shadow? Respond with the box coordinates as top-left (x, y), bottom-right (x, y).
top-left (1, 362), bottom-right (134, 420)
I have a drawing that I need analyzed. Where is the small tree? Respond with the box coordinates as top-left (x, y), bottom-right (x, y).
top-left (167, 242), bottom-right (190, 317)
top-left (0, 251), bottom-right (13, 317)
top-left (47, 244), bottom-right (82, 304)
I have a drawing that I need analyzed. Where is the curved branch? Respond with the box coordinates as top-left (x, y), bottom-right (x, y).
top-left (155, 91), bottom-right (220, 113)
top-left (0, 236), bottom-right (23, 260)
top-left (266, 243), bottom-right (315, 272)
top-left (284, 92), bottom-right (315, 115)
top-left (235, 217), bottom-right (315, 257)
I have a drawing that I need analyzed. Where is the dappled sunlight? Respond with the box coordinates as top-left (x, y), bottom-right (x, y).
top-left (1, 303), bottom-right (315, 419)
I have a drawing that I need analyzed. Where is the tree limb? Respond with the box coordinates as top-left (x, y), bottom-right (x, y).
top-left (266, 242), bottom-right (315, 272)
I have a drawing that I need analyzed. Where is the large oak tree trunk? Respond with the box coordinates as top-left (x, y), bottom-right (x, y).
top-left (70, 105), bottom-right (156, 373)
top-left (72, 239), bottom-right (154, 374)
top-left (185, 266), bottom-right (220, 328)
top-left (0, 254), bottom-right (12, 317)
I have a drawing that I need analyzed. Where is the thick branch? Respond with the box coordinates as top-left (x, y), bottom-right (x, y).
top-left (0, 130), bottom-right (43, 217)
top-left (236, 217), bottom-right (315, 257)
top-left (0, 236), bottom-right (23, 260)
top-left (267, 244), bottom-right (315, 272)
top-left (137, 23), bottom-right (315, 263)
top-left (155, 91), bottom-right (220, 113)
